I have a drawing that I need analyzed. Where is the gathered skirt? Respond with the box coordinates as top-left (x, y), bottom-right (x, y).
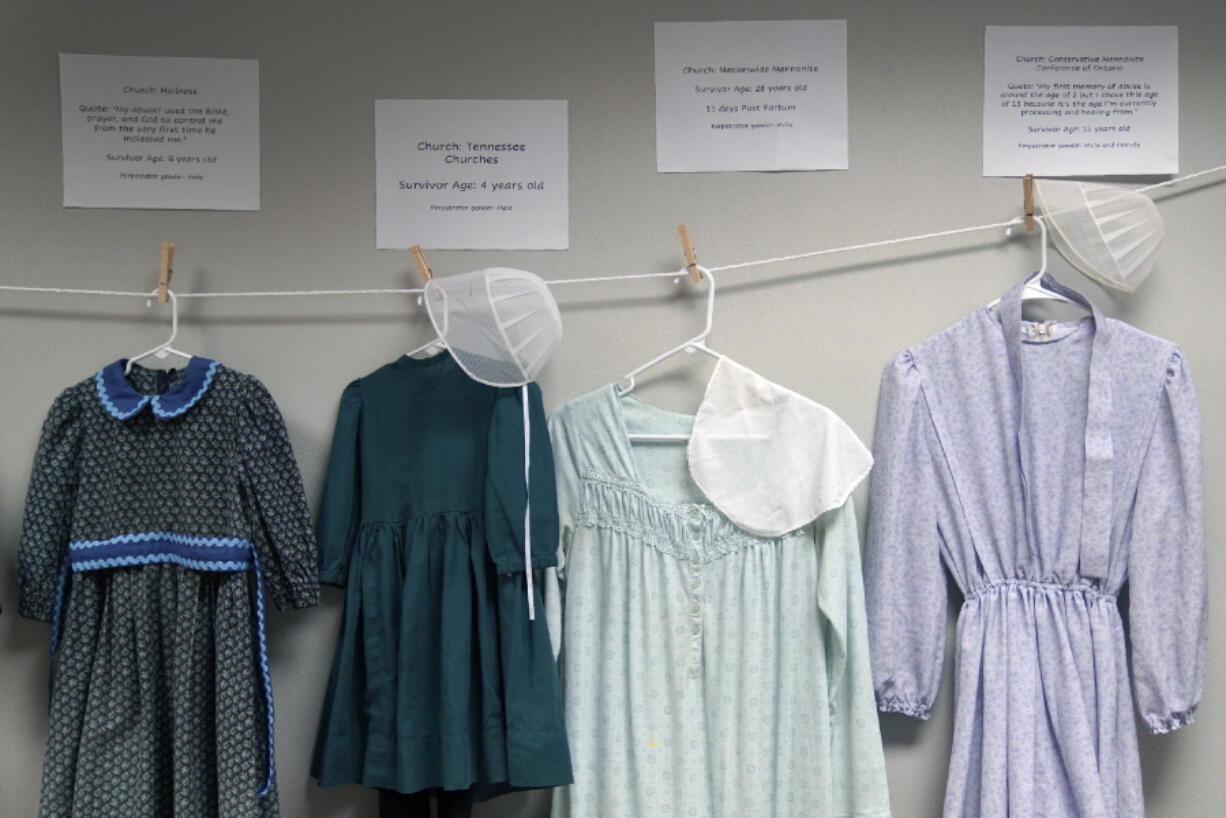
top-left (311, 511), bottom-right (572, 800)
top-left (947, 583), bottom-right (1141, 817)
top-left (41, 565), bottom-right (275, 818)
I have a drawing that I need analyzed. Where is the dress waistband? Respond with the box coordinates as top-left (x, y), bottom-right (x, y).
top-left (51, 532), bottom-right (277, 797)
top-left (965, 579), bottom-right (1116, 603)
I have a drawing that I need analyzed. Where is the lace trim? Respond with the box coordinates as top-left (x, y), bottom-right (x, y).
top-left (877, 697), bottom-right (931, 720)
top-left (1146, 708), bottom-right (1197, 735)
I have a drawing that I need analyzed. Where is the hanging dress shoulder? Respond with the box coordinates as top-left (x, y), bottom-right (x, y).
top-left (311, 352), bottom-right (572, 801)
top-left (864, 274), bottom-right (1207, 817)
top-left (546, 368), bottom-right (889, 818)
top-left (19, 358), bottom-right (319, 818)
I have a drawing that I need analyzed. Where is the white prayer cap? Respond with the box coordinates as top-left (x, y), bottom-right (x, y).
top-left (425, 267), bottom-right (562, 387)
top-left (688, 357), bottom-right (873, 538)
top-left (1036, 179), bottom-right (1165, 293)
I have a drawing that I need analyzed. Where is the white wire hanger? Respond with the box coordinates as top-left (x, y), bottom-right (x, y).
top-left (406, 336), bottom-right (446, 358)
top-left (987, 214), bottom-right (1074, 310)
top-left (619, 266), bottom-right (725, 442)
top-left (124, 289), bottom-right (195, 374)
top-left (405, 246), bottom-right (447, 358)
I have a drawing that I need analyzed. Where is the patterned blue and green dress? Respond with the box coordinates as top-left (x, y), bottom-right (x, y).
top-left (18, 357), bottom-right (319, 818)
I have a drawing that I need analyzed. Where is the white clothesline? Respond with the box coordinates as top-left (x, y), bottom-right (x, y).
top-left (2, 164), bottom-right (1223, 302)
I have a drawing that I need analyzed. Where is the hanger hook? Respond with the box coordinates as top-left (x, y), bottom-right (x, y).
top-left (1036, 216), bottom-right (1048, 277)
top-left (166, 288), bottom-right (179, 339)
top-left (126, 288), bottom-right (181, 374)
top-left (616, 266), bottom-right (718, 397)
top-left (691, 266), bottom-right (716, 345)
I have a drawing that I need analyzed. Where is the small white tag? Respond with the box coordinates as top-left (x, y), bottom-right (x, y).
top-left (1028, 321), bottom-right (1056, 341)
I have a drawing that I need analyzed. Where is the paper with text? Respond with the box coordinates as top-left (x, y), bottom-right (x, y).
top-left (654, 20), bottom-right (848, 172)
top-left (60, 54), bottom-right (259, 209)
top-left (983, 26), bottom-right (1178, 177)
top-left (376, 100), bottom-right (568, 250)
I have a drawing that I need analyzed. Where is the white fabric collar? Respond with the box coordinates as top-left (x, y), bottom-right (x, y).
top-left (687, 357), bottom-right (873, 537)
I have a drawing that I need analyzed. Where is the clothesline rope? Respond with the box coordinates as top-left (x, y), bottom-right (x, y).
top-left (2, 165), bottom-right (1223, 301)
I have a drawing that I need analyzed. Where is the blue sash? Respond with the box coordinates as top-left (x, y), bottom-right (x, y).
top-left (51, 532), bottom-right (277, 796)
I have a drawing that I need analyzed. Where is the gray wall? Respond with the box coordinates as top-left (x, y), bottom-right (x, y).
top-left (2, 1), bottom-right (1223, 815)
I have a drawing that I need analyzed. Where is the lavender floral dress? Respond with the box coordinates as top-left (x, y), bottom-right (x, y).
top-left (865, 275), bottom-right (1206, 817)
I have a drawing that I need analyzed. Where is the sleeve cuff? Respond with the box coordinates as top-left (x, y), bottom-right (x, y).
top-left (276, 581), bottom-right (320, 611)
top-left (19, 593), bottom-right (54, 623)
top-left (1144, 708), bottom-right (1197, 735)
top-left (319, 568), bottom-right (347, 589)
top-left (877, 696), bottom-right (932, 720)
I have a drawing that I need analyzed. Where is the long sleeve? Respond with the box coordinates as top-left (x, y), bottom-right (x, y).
top-left (316, 380), bottom-right (363, 587)
top-left (240, 379), bottom-right (319, 611)
top-left (818, 496), bottom-right (891, 816)
top-left (864, 351), bottom-right (946, 719)
top-left (484, 382), bottom-right (559, 573)
top-left (1127, 350), bottom-right (1206, 734)
top-left (18, 390), bottom-right (84, 622)
top-left (544, 407), bottom-right (581, 660)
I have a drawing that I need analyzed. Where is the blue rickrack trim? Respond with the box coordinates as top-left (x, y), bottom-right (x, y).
top-left (69, 533), bottom-right (254, 573)
top-left (71, 531), bottom-right (254, 550)
top-left (51, 530), bottom-right (276, 798)
top-left (72, 555), bottom-right (251, 572)
top-left (93, 358), bottom-right (219, 420)
top-left (251, 549), bottom-right (275, 796)
top-left (94, 368), bottom-right (150, 420)
top-left (152, 358), bottom-right (219, 418)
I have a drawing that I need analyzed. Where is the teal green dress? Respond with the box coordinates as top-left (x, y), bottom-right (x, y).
top-left (310, 353), bottom-right (572, 800)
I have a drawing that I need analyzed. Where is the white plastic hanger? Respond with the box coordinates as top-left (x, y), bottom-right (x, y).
top-left (124, 289), bottom-right (195, 374)
top-left (620, 267), bottom-right (723, 442)
top-left (404, 245), bottom-right (447, 359)
top-left (987, 216), bottom-right (1075, 309)
top-left (406, 336), bottom-right (446, 358)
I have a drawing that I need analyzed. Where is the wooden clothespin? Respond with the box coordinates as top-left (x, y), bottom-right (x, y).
top-left (1023, 174), bottom-right (1036, 232)
top-left (677, 224), bottom-right (703, 283)
top-left (410, 245), bottom-right (433, 283)
top-left (156, 241), bottom-right (175, 303)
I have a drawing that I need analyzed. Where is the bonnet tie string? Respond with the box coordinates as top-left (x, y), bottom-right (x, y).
top-left (522, 384), bottom-right (535, 620)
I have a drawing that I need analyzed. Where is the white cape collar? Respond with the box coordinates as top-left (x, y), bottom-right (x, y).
top-left (686, 357), bottom-right (873, 537)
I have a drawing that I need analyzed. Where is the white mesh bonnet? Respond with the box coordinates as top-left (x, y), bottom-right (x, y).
top-left (1036, 179), bottom-right (1165, 293)
top-left (423, 267), bottom-right (561, 620)
top-left (424, 267), bottom-right (562, 387)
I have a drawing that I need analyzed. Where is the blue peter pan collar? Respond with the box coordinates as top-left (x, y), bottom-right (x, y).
top-left (94, 357), bottom-right (220, 420)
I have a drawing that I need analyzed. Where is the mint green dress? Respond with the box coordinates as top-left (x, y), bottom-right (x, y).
top-left (545, 387), bottom-right (890, 818)
top-left (310, 353), bottom-right (572, 801)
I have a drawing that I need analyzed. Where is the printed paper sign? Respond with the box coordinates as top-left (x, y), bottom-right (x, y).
top-left (983, 26), bottom-right (1178, 176)
top-left (654, 20), bottom-right (848, 172)
top-left (375, 100), bottom-right (568, 250)
top-left (60, 54), bottom-right (260, 209)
